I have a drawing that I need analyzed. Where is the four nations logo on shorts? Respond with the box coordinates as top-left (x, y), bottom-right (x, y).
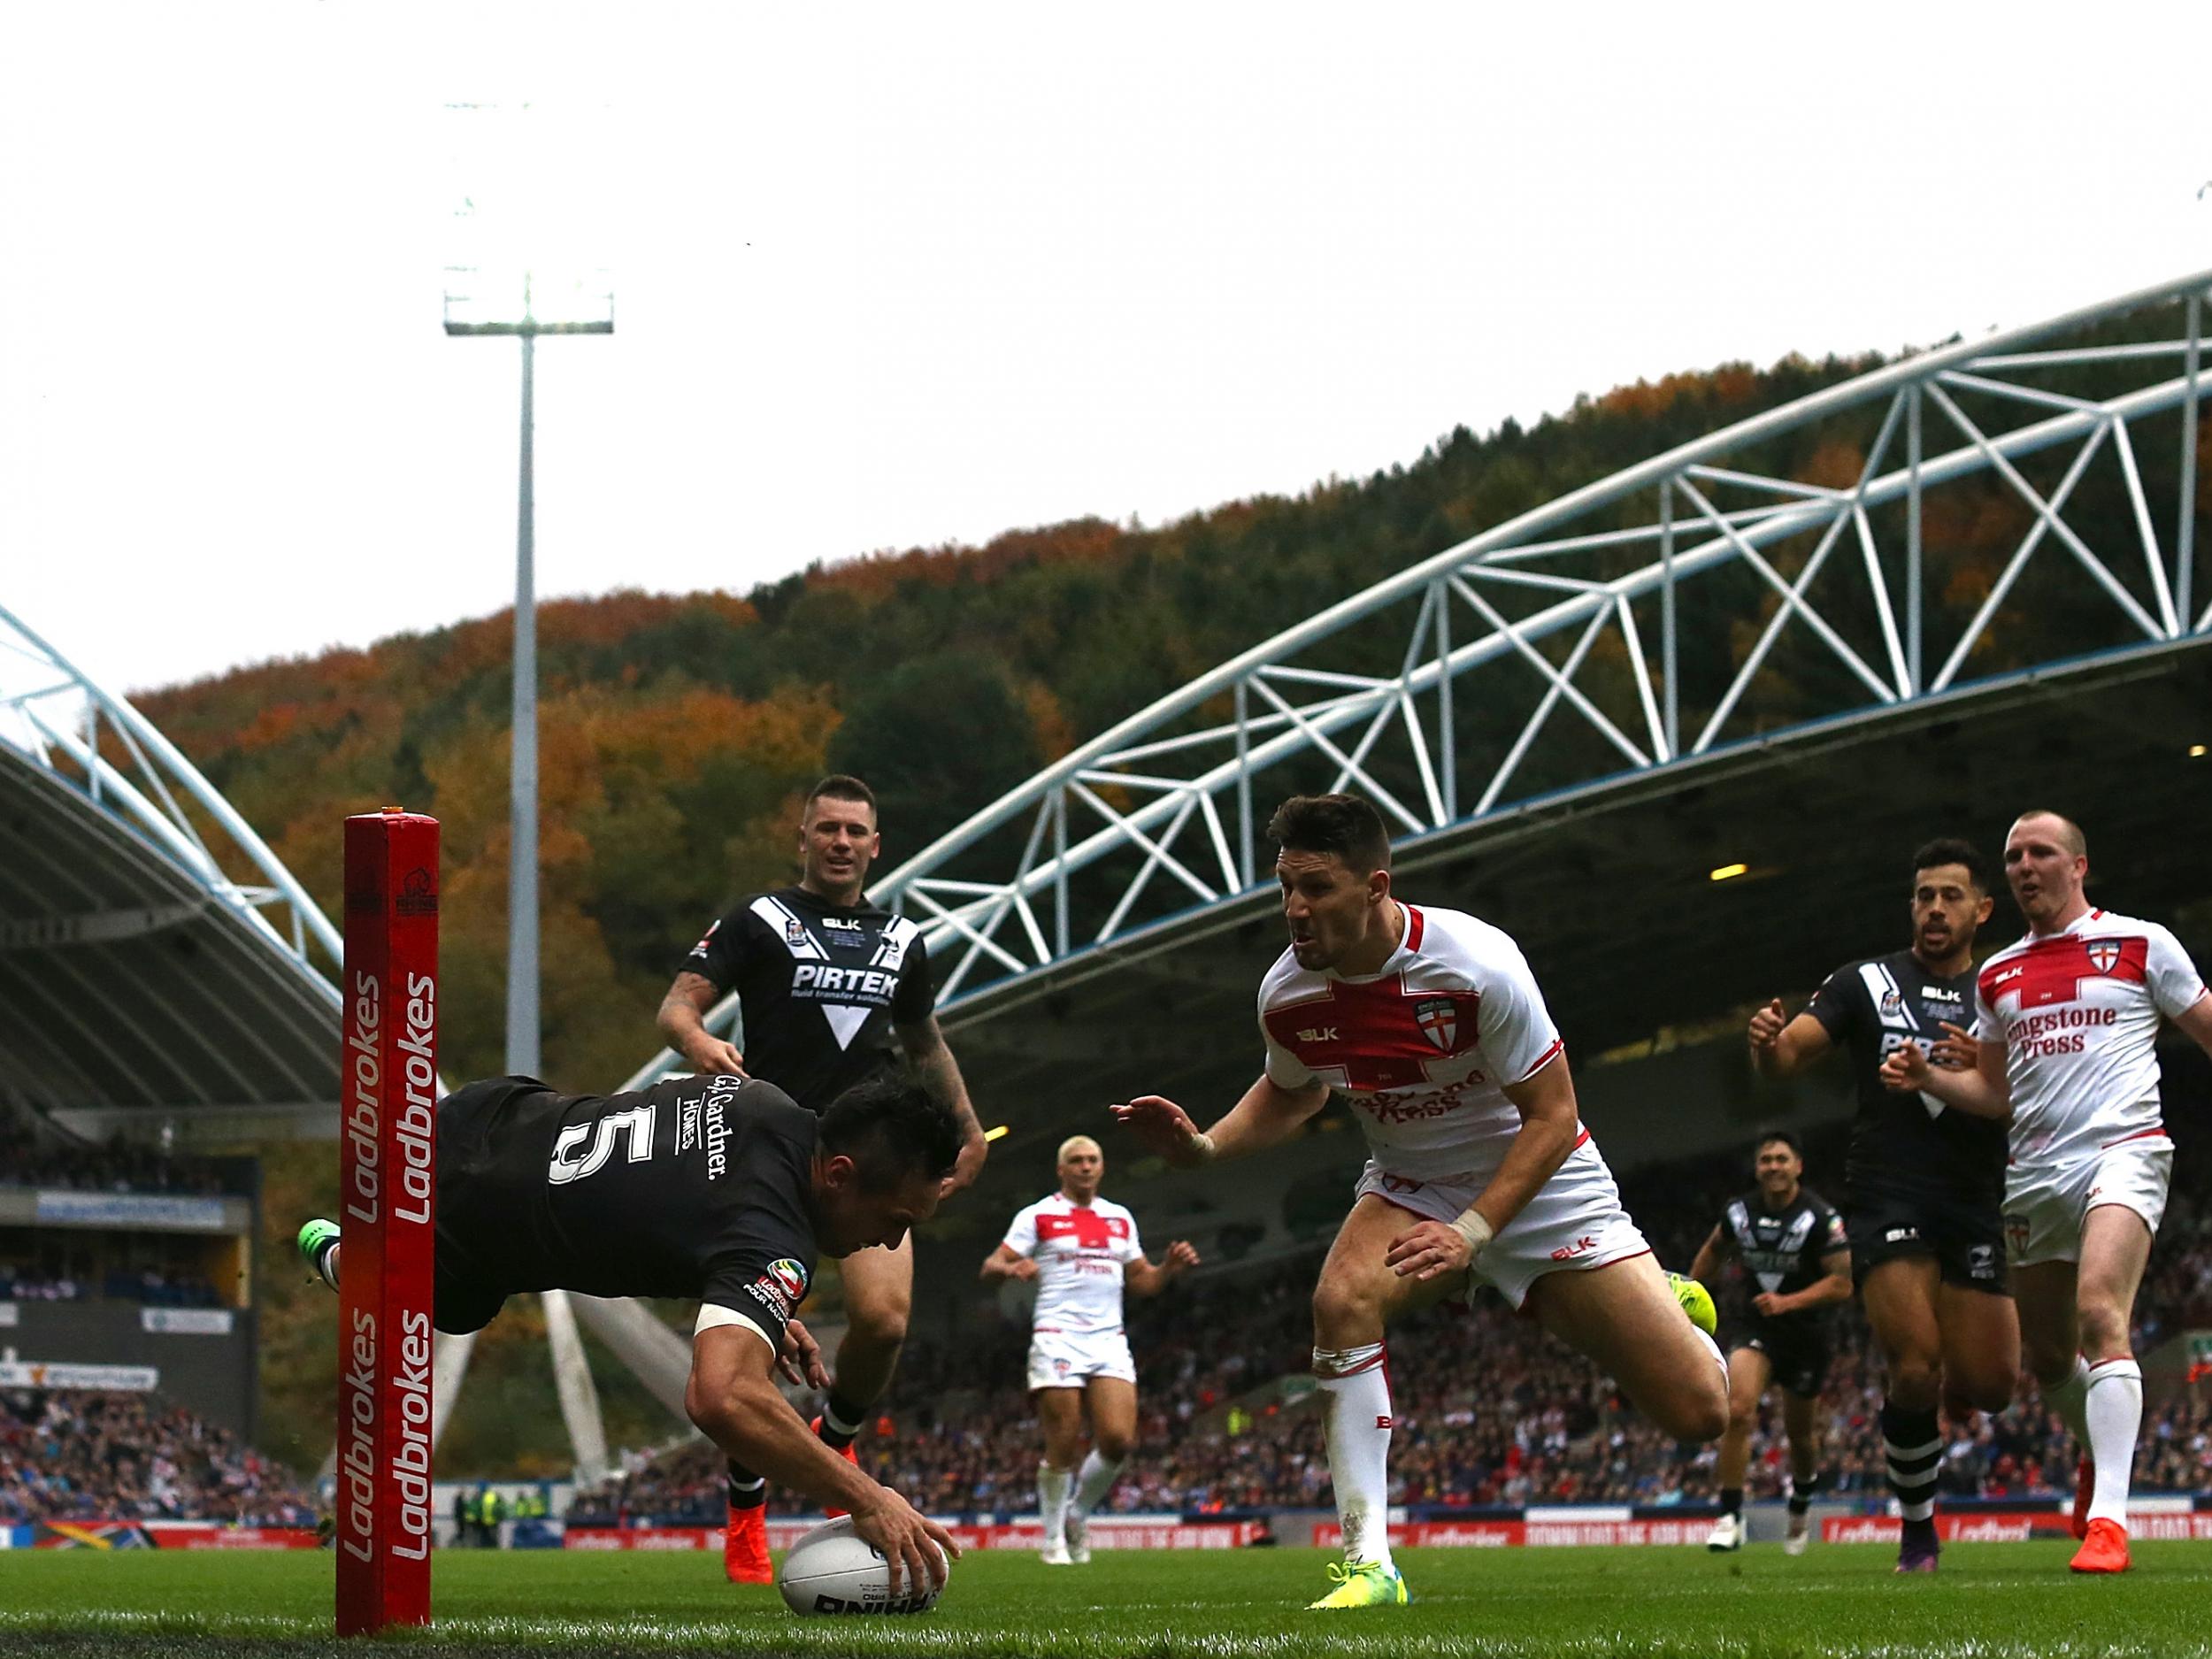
top-left (1413, 996), bottom-right (1458, 1054)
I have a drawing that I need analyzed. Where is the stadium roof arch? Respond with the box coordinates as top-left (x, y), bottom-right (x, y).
top-left (0, 605), bottom-right (342, 1144)
top-left (625, 266), bottom-right (2212, 1208)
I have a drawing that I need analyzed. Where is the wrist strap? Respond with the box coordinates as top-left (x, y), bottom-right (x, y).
top-left (1449, 1210), bottom-right (1494, 1256)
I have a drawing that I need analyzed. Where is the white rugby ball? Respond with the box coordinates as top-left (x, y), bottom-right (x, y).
top-left (777, 1516), bottom-right (946, 1616)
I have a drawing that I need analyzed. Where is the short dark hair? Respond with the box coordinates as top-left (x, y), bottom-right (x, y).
top-left (1755, 1129), bottom-right (1803, 1159)
top-left (818, 1073), bottom-right (961, 1192)
top-left (804, 774), bottom-right (878, 820)
top-left (1911, 837), bottom-right (1992, 894)
top-left (1268, 793), bottom-right (1391, 874)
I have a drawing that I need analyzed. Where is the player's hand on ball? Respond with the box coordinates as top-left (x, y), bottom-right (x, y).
top-left (778, 1317), bottom-right (830, 1390)
top-left (1386, 1218), bottom-right (1475, 1281)
top-left (1110, 1096), bottom-right (1205, 1164)
top-left (1928, 1020), bottom-right (1978, 1071)
top-left (1878, 1039), bottom-right (1931, 1091)
top-left (849, 1488), bottom-right (959, 1597)
top-left (1747, 998), bottom-right (1786, 1051)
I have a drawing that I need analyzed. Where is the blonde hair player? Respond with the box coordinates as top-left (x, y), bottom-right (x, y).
top-left (1884, 810), bottom-right (2212, 1575)
top-left (981, 1134), bottom-right (1198, 1564)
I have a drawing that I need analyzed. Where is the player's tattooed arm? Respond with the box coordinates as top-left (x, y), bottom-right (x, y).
top-left (1880, 1022), bottom-right (2009, 1119)
top-left (1748, 999), bottom-right (1831, 1078)
top-left (899, 1015), bottom-right (988, 1194)
top-left (1125, 1240), bottom-right (1201, 1296)
top-left (657, 972), bottom-right (747, 1077)
top-left (979, 1242), bottom-right (1038, 1283)
top-left (1111, 1076), bottom-right (1327, 1167)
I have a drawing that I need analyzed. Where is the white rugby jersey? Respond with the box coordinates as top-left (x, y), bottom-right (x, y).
top-left (1972, 909), bottom-right (2208, 1168)
top-left (1258, 902), bottom-right (1576, 1182)
top-left (1002, 1192), bottom-right (1143, 1334)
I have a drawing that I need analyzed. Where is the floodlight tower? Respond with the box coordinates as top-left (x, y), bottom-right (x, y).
top-left (441, 275), bottom-right (613, 1081)
top-left (440, 102), bottom-right (618, 1481)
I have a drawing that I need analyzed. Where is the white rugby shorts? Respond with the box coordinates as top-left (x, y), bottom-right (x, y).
top-left (2003, 1133), bottom-right (2172, 1268)
top-left (1355, 1134), bottom-right (1649, 1310)
top-left (1026, 1326), bottom-right (1136, 1392)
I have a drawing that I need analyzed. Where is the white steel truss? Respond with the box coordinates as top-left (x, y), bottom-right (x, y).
top-left (625, 268), bottom-right (2210, 1074)
top-left (0, 603), bottom-right (343, 997)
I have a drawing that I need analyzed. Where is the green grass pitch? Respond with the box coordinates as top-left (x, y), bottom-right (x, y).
top-left (2, 1542), bottom-right (2209, 1658)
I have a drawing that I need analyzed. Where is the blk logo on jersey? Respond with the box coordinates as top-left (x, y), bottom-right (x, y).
top-left (1980, 934), bottom-right (2147, 1011)
top-left (1264, 983), bottom-right (1483, 1090)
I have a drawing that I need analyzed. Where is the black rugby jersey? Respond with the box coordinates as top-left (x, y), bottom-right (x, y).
top-left (440, 1073), bottom-right (818, 1348)
top-left (1805, 949), bottom-right (2007, 1206)
top-left (683, 885), bottom-right (933, 1111)
top-left (1719, 1186), bottom-right (1846, 1329)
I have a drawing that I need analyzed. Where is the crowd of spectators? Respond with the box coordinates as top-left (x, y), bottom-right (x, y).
top-left (0, 1388), bottom-right (318, 1527)
top-left (570, 1120), bottom-right (2212, 1524)
top-left (0, 1120), bottom-right (234, 1196)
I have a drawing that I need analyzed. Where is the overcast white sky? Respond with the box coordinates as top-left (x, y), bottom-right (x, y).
top-left (1, 3), bottom-right (2205, 696)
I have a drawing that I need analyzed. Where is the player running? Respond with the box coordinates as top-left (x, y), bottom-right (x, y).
top-left (1747, 838), bottom-right (2016, 1572)
top-left (1687, 1132), bottom-right (1849, 1556)
top-left (1114, 793), bottom-right (1727, 1610)
top-left (979, 1135), bottom-right (1200, 1565)
top-left (296, 1069), bottom-right (962, 1596)
top-left (1883, 810), bottom-right (2212, 1575)
top-left (657, 774), bottom-right (987, 1581)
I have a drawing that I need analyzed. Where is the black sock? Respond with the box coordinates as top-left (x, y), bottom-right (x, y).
top-left (817, 1391), bottom-right (867, 1452)
top-left (1881, 1402), bottom-right (1941, 1528)
top-left (1720, 1487), bottom-right (1744, 1518)
top-left (1788, 1471), bottom-right (1820, 1517)
top-left (726, 1462), bottom-right (766, 1512)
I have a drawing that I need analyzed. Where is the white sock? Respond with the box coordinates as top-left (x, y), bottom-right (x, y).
top-left (1071, 1448), bottom-right (1124, 1519)
top-left (2045, 1355), bottom-right (2092, 1448)
top-left (2084, 1357), bottom-right (2142, 1527)
top-left (1038, 1463), bottom-right (1072, 1546)
top-left (1314, 1344), bottom-right (1393, 1571)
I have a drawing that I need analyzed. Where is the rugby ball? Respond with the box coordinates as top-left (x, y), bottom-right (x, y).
top-left (777, 1516), bottom-right (946, 1616)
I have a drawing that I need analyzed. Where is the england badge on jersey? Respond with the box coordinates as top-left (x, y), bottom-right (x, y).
top-left (2086, 940), bottom-right (2122, 974)
top-left (1414, 996), bottom-right (1457, 1053)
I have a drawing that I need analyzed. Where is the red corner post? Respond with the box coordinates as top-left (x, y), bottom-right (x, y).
top-left (336, 809), bottom-right (439, 1635)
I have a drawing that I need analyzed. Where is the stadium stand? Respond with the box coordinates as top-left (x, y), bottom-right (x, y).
top-left (567, 1123), bottom-right (2212, 1522)
top-left (0, 1387), bottom-right (318, 1526)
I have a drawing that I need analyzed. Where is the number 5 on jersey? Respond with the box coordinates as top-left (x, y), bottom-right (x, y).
top-left (548, 1102), bottom-right (657, 1185)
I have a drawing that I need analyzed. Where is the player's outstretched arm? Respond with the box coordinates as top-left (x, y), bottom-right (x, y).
top-left (1387, 1048), bottom-right (1579, 1282)
top-left (687, 1324), bottom-right (958, 1593)
top-left (1748, 999), bottom-right (1831, 1079)
top-left (1110, 1076), bottom-right (1328, 1166)
top-left (1125, 1240), bottom-right (1201, 1297)
top-left (657, 972), bottom-right (748, 1078)
top-left (979, 1242), bottom-right (1038, 1284)
top-left (1879, 1024), bottom-right (2008, 1119)
top-left (1686, 1224), bottom-right (1727, 1287)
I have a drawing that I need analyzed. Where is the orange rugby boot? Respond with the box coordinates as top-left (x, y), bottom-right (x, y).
top-left (2070, 1517), bottom-right (2130, 1575)
top-left (724, 1500), bottom-right (772, 1585)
